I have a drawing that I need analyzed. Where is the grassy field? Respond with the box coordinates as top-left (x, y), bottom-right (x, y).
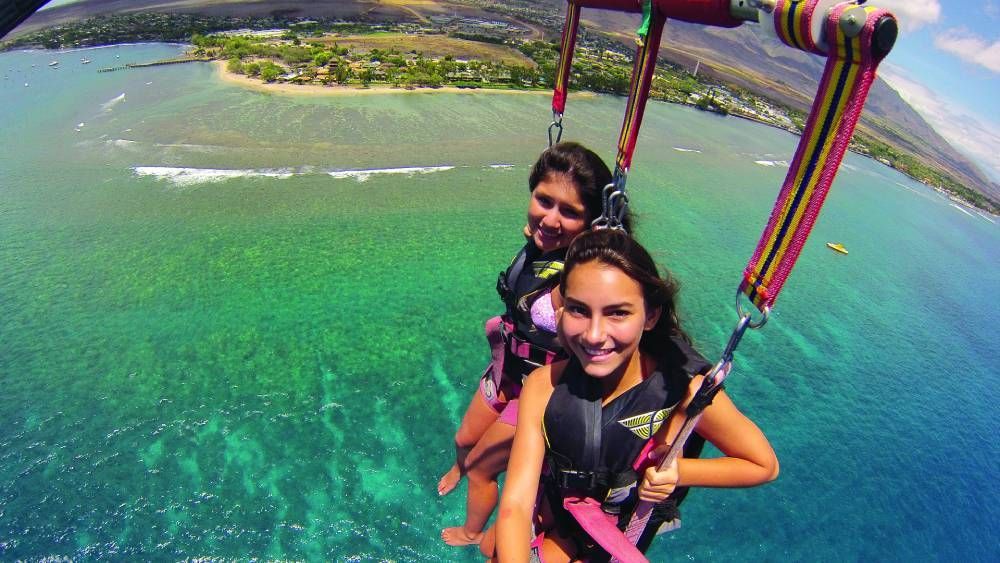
top-left (315, 33), bottom-right (536, 67)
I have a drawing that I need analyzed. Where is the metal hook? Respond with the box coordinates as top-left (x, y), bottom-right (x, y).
top-left (721, 314), bottom-right (753, 364)
top-left (548, 111), bottom-right (564, 147)
top-left (606, 190), bottom-right (629, 231)
top-left (734, 288), bottom-right (770, 329)
top-left (590, 182), bottom-right (617, 229)
top-left (698, 313), bottom-right (752, 393)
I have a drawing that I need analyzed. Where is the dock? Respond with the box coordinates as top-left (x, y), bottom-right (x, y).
top-left (97, 57), bottom-right (205, 73)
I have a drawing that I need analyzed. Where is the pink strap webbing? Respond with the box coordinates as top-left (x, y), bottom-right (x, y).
top-left (563, 496), bottom-right (648, 562)
top-left (740, 2), bottom-right (893, 312)
top-left (615, 13), bottom-right (666, 173)
top-left (552, 2), bottom-right (582, 115)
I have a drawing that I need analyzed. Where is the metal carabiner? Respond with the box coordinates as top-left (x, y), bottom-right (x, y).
top-left (735, 288), bottom-right (770, 329)
top-left (720, 313), bottom-right (753, 365)
top-left (548, 111), bottom-right (564, 147)
top-left (606, 190), bottom-right (630, 231)
top-left (590, 182), bottom-right (617, 229)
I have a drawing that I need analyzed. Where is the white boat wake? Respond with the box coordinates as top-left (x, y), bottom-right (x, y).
top-left (101, 93), bottom-right (126, 112)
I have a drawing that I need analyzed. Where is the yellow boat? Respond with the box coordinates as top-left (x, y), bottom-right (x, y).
top-left (826, 242), bottom-right (848, 254)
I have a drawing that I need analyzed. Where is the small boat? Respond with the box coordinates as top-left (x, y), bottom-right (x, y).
top-left (48, 60), bottom-right (59, 67)
top-left (81, 58), bottom-right (91, 64)
top-left (826, 242), bottom-right (848, 254)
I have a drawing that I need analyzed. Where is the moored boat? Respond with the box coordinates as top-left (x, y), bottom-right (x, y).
top-left (826, 242), bottom-right (848, 254)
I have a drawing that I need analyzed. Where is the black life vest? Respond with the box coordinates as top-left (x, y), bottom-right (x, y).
top-left (495, 243), bottom-right (567, 381)
top-left (541, 338), bottom-right (712, 559)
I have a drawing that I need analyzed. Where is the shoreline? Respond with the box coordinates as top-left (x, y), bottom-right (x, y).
top-left (213, 60), bottom-right (554, 97)
top-left (210, 63), bottom-right (995, 217)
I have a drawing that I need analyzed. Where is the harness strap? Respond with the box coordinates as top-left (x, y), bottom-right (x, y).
top-left (593, 7), bottom-right (667, 233)
top-left (563, 496), bottom-right (648, 562)
top-left (552, 1), bottom-right (582, 117)
top-left (505, 327), bottom-right (561, 366)
top-left (740, 1), bottom-right (894, 311)
top-left (615, 8), bottom-right (665, 175)
top-left (499, 318), bottom-right (564, 386)
top-left (497, 248), bottom-right (530, 310)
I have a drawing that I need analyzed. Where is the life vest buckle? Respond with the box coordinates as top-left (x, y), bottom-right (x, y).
top-left (556, 469), bottom-right (604, 492)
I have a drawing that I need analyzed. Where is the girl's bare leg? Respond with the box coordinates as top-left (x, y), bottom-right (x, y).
top-left (439, 390), bottom-right (502, 496)
top-left (479, 525), bottom-right (497, 559)
top-left (441, 419), bottom-right (515, 545)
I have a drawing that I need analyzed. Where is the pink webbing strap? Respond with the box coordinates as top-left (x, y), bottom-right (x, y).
top-left (552, 1), bottom-right (582, 116)
top-left (772, 0), bottom-right (824, 54)
top-left (615, 12), bottom-right (666, 174)
top-left (739, 2), bottom-right (894, 312)
top-left (563, 496), bottom-right (648, 562)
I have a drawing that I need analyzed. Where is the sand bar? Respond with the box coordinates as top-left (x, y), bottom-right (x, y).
top-left (214, 61), bottom-right (557, 97)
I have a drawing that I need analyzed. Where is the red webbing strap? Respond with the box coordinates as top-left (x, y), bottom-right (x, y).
top-left (615, 12), bottom-right (666, 173)
top-left (740, 2), bottom-right (893, 312)
top-left (552, 1), bottom-right (582, 116)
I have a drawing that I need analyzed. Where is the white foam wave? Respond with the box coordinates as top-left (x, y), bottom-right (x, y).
top-left (490, 164), bottom-right (516, 169)
top-left (133, 166), bottom-right (296, 187)
top-left (107, 139), bottom-right (139, 150)
top-left (892, 181), bottom-right (927, 198)
top-left (950, 203), bottom-right (975, 218)
top-left (327, 165), bottom-right (454, 182)
top-left (754, 160), bottom-right (790, 167)
top-left (673, 147), bottom-right (701, 153)
top-left (102, 93), bottom-right (125, 111)
top-left (974, 211), bottom-right (997, 224)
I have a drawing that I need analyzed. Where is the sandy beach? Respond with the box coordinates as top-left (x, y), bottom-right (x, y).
top-left (214, 60), bottom-right (555, 97)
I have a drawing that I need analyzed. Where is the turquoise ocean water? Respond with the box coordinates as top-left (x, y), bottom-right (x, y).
top-left (1, 44), bottom-right (997, 561)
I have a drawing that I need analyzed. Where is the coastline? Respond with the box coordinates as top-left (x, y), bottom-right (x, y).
top-left (210, 62), bottom-right (995, 216)
top-left (213, 60), bottom-right (553, 97)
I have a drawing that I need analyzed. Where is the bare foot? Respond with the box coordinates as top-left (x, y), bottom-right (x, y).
top-left (437, 463), bottom-right (462, 496)
top-left (442, 526), bottom-right (483, 546)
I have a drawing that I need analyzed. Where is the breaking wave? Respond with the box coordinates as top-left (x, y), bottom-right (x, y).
top-left (132, 166), bottom-right (296, 187)
top-left (326, 165), bottom-right (455, 182)
top-left (950, 203), bottom-right (975, 218)
top-left (131, 164), bottom-right (459, 187)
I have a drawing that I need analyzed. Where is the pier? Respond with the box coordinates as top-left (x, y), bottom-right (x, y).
top-left (97, 57), bottom-right (204, 73)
